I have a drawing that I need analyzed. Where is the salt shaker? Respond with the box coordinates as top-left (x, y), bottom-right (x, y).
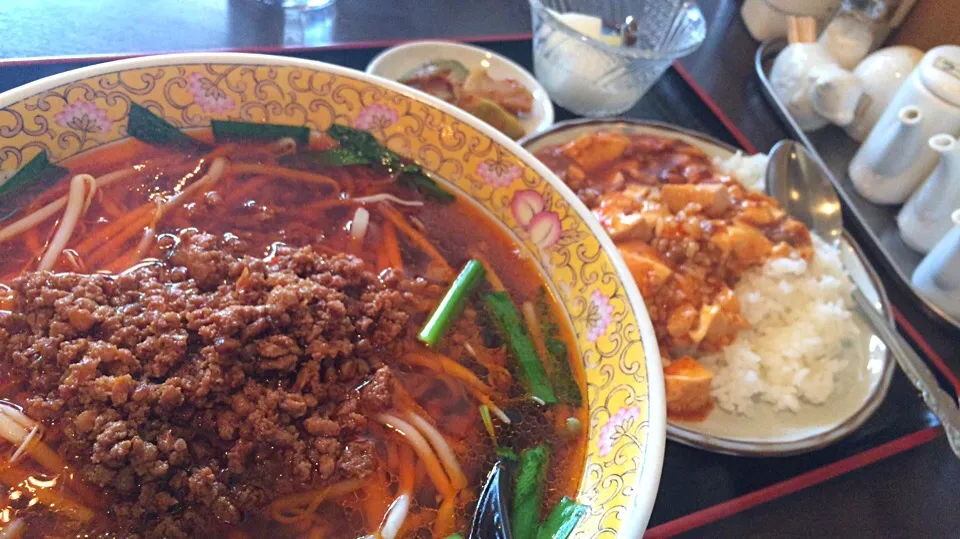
top-left (912, 209), bottom-right (960, 319)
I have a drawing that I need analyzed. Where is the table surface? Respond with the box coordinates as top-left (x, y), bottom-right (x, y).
top-left (1, 1), bottom-right (958, 537)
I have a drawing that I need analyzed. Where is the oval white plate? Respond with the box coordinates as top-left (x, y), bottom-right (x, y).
top-left (366, 40), bottom-right (554, 138)
top-left (522, 118), bottom-right (895, 456)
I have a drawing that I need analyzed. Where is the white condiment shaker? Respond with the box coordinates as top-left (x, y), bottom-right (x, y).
top-left (770, 43), bottom-right (854, 132)
top-left (897, 134), bottom-right (960, 253)
top-left (849, 105), bottom-right (925, 203)
top-left (912, 208), bottom-right (960, 319)
top-left (849, 45), bottom-right (960, 204)
top-left (846, 46), bottom-right (924, 142)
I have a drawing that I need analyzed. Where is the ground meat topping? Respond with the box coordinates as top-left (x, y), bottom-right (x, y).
top-left (0, 231), bottom-right (421, 538)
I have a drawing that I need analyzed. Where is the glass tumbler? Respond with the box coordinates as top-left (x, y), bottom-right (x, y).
top-left (529, 0), bottom-right (706, 117)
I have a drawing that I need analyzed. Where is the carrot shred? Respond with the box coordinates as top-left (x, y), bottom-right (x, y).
top-left (362, 469), bottom-right (390, 532)
top-left (230, 163), bottom-right (341, 192)
top-left (434, 495), bottom-right (457, 537)
top-left (74, 201), bottom-right (153, 256)
top-left (84, 211), bottom-right (153, 268)
top-left (382, 221), bottom-right (403, 271)
top-left (398, 445), bottom-right (415, 494)
top-left (401, 351), bottom-right (494, 396)
top-left (378, 204), bottom-right (452, 274)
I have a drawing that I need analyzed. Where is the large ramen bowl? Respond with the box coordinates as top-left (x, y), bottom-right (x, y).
top-left (0, 53), bottom-right (665, 536)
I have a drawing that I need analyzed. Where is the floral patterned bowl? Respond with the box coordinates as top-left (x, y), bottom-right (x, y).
top-left (0, 53), bottom-right (665, 536)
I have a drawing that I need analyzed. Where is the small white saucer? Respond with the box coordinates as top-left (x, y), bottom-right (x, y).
top-left (367, 40), bottom-right (554, 138)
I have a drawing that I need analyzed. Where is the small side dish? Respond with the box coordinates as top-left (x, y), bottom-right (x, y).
top-left (398, 59), bottom-right (534, 140)
top-left (366, 41), bottom-right (554, 141)
top-left (534, 130), bottom-right (861, 420)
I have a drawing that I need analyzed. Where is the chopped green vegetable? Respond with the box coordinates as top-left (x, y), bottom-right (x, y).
top-left (299, 149), bottom-right (372, 167)
top-left (536, 288), bottom-right (582, 406)
top-left (479, 404), bottom-right (497, 446)
top-left (0, 150), bottom-right (68, 201)
top-left (443, 535), bottom-right (465, 539)
top-left (327, 124), bottom-right (406, 171)
top-left (512, 445), bottom-right (550, 539)
top-left (211, 119), bottom-right (310, 146)
top-left (536, 497), bottom-right (588, 539)
top-left (495, 446), bottom-right (520, 462)
top-left (484, 291), bottom-right (557, 405)
top-left (418, 260), bottom-right (486, 347)
top-left (127, 103), bottom-right (209, 151)
top-left (326, 124), bottom-right (454, 203)
top-left (399, 171), bottom-right (455, 203)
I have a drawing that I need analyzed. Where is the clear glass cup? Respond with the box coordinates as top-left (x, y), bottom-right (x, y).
top-left (529, 0), bottom-right (706, 117)
top-left (257, 0), bottom-right (336, 10)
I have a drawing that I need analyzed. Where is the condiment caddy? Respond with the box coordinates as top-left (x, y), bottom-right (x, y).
top-left (757, 39), bottom-right (960, 331)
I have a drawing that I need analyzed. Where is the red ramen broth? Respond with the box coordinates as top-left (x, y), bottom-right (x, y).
top-left (0, 128), bottom-right (586, 538)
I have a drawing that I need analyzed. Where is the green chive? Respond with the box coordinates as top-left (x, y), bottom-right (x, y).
top-left (418, 259), bottom-right (486, 347)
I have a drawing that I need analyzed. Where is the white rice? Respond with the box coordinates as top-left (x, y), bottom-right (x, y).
top-left (696, 152), bottom-right (859, 414)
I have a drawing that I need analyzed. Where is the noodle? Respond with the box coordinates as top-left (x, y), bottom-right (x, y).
top-left (0, 166), bottom-right (139, 245)
top-left (403, 412), bottom-right (467, 491)
top-left (269, 478), bottom-right (367, 524)
top-left (0, 466), bottom-right (93, 522)
top-left (376, 414), bottom-right (454, 499)
top-left (37, 175), bottom-right (95, 271)
top-left (379, 493), bottom-right (410, 539)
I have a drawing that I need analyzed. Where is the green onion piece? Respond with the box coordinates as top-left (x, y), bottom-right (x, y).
top-left (127, 103), bottom-right (210, 151)
top-left (326, 123), bottom-right (454, 203)
top-left (484, 291), bottom-right (557, 405)
top-left (512, 445), bottom-right (550, 539)
top-left (300, 149), bottom-right (372, 167)
top-left (536, 497), bottom-right (588, 539)
top-left (418, 260), bottom-right (486, 347)
top-left (399, 171), bottom-right (455, 204)
top-left (537, 288), bottom-right (582, 406)
top-left (495, 445), bottom-right (519, 462)
top-left (479, 404), bottom-right (497, 446)
top-left (0, 150), bottom-right (68, 201)
top-left (211, 119), bottom-right (310, 146)
top-left (443, 534), bottom-right (465, 539)
top-left (327, 124), bottom-right (406, 171)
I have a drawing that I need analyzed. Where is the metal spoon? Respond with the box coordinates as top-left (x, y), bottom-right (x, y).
top-left (766, 140), bottom-right (960, 458)
top-left (468, 460), bottom-right (513, 539)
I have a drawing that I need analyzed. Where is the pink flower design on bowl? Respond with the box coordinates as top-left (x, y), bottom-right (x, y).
top-left (477, 160), bottom-right (521, 188)
top-left (510, 189), bottom-right (545, 227)
top-left (354, 104), bottom-right (398, 131)
top-left (528, 211), bottom-right (562, 250)
top-left (598, 405), bottom-right (641, 457)
top-left (55, 100), bottom-right (112, 133)
top-left (187, 73), bottom-right (236, 114)
top-left (586, 290), bottom-right (613, 342)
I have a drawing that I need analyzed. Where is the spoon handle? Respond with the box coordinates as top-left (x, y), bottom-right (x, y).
top-left (853, 288), bottom-right (960, 458)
